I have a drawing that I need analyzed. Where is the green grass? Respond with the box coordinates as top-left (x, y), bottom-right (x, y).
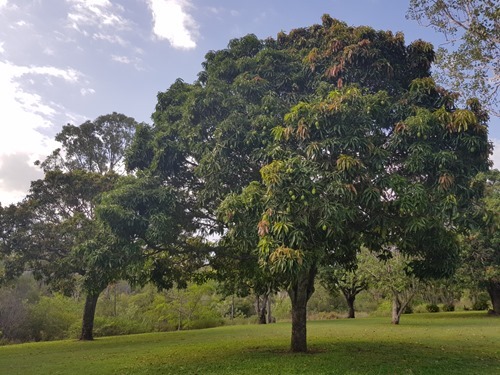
top-left (1, 312), bottom-right (499, 374)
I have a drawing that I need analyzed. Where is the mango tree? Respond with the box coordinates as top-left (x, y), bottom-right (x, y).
top-left (127, 16), bottom-right (491, 351)
top-left (251, 75), bottom-right (489, 350)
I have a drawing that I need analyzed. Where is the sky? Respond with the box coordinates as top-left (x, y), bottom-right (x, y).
top-left (0, 0), bottom-right (499, 205)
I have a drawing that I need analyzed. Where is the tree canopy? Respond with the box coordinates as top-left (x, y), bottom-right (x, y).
top-left (123, 15), bottom-right (491, 352)
top-left (408, 0), bottom-right (500, 115)
top-left (1, 113), bottom-right (142, 340)
top-left (462, 169), bottom-right (500, 314)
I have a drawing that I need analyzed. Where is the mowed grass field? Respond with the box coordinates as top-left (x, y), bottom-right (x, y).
top-left (1, 312), bottom-right (498, 375)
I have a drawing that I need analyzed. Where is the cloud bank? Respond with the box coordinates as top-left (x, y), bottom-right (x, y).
top-left (148, 0), bottom-right (198, 50)
top-left (0, 61), bottom-right (84, 205)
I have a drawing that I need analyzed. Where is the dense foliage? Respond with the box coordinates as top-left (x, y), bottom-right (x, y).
top-left (122, 15), bottom-right (491, 351)
top-left (0, 16), bottom-right (496, 352)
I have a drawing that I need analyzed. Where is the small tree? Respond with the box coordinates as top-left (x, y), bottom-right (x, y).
top-left (359, 249), bottom-right (419, 324)
top-left (320, 258), bottom-right (369, 319)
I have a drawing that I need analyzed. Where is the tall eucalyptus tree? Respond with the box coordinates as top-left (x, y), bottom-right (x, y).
top-left (1, 113), bottom-right (140, 340)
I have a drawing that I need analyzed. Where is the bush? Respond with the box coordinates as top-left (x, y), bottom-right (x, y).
top-left (93, 316), bottom-right (148, 337)
top-left (273, 295), bottom-right (292, 320)
top-left (370, 300), bottom-right (392, 317)
top-left (426, 304), bottom-right (439, 313)
top-left (309, 311), bottom-right (339, 320)
top-left (403, 305), bottom-right (413, 314)
top-left (472, 300), bottom-right (489, 311)
top-left (442, 303), bottom-right (455, 312)
top-left (186, 317), bottom-right (224, 330)
top-left (28, 295), bottom-right (81, 341)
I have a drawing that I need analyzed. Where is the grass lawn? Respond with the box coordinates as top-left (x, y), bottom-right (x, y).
top-left (1, 312), bottom-right (498, 374)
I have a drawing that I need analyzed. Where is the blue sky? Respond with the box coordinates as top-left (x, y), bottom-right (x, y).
top-left (0, 0), bottom-right (498, 204)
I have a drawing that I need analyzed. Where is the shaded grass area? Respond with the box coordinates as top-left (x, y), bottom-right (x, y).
top-left (1, 312), bottom-right (498, 375)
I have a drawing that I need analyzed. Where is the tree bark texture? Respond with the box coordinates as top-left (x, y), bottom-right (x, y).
top-left (267, 295), bottom-right (274, 323)
top-left (288, 266), bottom-right (317, 352)
top-left (346, 295), bottom-right (356, 319)
top-left (391, 294), bottom-right (401, 325)
top-left (80, 292), bottom-right (100, 340)
top-left (487, 279), bottom-right (500, 315)
top-left (258, 295), bottom-right (268, 324)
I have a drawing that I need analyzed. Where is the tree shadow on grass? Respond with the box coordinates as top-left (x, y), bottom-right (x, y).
top-left (125, 340), bottom-right (499, 375)
top-left (240, 341), bottom-right (500, 375)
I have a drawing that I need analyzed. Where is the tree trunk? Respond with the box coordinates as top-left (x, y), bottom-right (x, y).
top-left (258, 294), bottom-right (268, 324)
top-left (346, 295), bottom-right (355, 319)
top-left (80, 292), bottom-right (100, 340)
top-left (487, 279), bottom-right (500, 315)
top-left (230, 295), bottom-right (235, 321)
top-left (267, 295), bottom-right (274, 323)
top-left (288, 266), bottom-right (317, 352)
top-left (391, 294), bottom-right (401, 325)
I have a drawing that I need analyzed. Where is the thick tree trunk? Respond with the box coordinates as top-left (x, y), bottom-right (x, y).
top-left (346, 296), bottom-right (356, 319)
top-left (391, 294), bottom-right (401, 325)
top-left (487, 279), bottom-right (500, 315)
top-left (288, 266), bottom-right (317, 352)
top-left (80, 292), bottom-right (100, 340)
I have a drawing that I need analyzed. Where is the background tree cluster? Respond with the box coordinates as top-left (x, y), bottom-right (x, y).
top-left (0, 13), bottom-right (497, 352)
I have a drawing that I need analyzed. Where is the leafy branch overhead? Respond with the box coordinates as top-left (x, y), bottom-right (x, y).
top-left (408, 0), bottom-right (500, 116)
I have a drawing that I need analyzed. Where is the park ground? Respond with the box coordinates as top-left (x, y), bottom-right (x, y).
top-left (0, 312), bottom-right (498, 375)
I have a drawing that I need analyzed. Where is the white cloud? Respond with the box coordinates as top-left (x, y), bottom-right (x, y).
top-left (111, 54), bottom-right (143, 71)
top-left (80, 87), bottom-right (95, 96)
top-left (0, 42), bottom-right (4, 54)
top-left (93, 32), bottom-right (127, 46)
top-left (148, 0), bottom-right (198, 50)
top-left (24, 65), bottom-right (81, 83)
top-left (111, 55), bottom-right (132, 64)
top-left (0, 0), bottom-right (7, 8)
top-left (66, 0), bottom-right (129, 32)
top-left (0, 61), bottom-right (83, 204)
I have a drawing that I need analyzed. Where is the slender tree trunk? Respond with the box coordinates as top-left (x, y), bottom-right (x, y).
top-left (258, 294), bottom-right (268, 324)
top-left (230, 295), bottom-right (235, 321)
top-left (267, 295), bottom-right (274, 323)
top-left (391, 294), bottom-right (401, 325)
top-left (80, 292), bottom-right (100, 340)
top-left (113, 284), bottom-right (117, 317)
top-left (288, 266), bottom-right (317, 352)
top-left (346, 295), bottom-right (356, 319)
top-left (487, 279), bottom-right (500, 315)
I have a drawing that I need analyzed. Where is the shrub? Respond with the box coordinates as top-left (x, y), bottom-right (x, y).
top-left (273, 296), bottom-right (292, 320)
top-left (426, 304), bottom-right (439, 313)
top-left (93, 316), bottom-right (147, 337)
top-left (186, 317), bottom-right (224, 330)
top-left (370, 300), bottom-right (392, 317)
top-left (28, 295), bottom-right (81, 341)
top-left (472, 300), bottom-right (489, 311)
top-left (442, 303), bottom-right (455, 312)
top-left (403, 305), bottom-right (413, 314)
top-left (309, 311), bottom-right (339, 320)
